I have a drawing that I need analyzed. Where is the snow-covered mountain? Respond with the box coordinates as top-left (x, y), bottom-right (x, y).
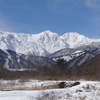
top-left (61, 32), bottom-right (100, 48)
top-left (48, 42), bottom-right (100, 68)
top-left (1, 30), bottom-right (100, 70)
top-left (0, 30), bottom-right (100, 56)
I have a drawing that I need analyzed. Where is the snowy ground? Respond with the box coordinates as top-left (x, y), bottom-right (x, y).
top-left (0, 80), bottom-right (100, 100)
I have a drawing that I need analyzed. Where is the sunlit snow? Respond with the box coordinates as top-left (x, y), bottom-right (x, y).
top-left (0, 80), bottom-right (100, 100)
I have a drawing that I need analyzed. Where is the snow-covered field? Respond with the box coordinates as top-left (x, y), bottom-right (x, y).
top-left (0, 80), bottom-right (100, 100)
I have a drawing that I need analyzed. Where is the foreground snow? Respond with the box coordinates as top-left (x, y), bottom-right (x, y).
top-left (0, 80), bottom-right (100, 100)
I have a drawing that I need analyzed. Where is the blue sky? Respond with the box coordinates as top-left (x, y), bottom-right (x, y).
top-left (0, 0), bottom-right (100, 38)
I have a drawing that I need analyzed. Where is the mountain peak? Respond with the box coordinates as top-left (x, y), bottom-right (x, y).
top-left (39, 30), bottom-right (59, 37)
top-left (60, 32), bottom-right (93, 48)
top-left (61, 32), bottom-right (82, 42)
top-left (44, 30), bottom-right (51, 33)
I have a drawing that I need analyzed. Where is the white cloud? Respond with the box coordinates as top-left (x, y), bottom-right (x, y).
top-left (85, 0), bottom-right (100, 8)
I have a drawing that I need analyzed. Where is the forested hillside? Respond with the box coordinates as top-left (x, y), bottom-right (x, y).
top-left (0, 54), bottom-right (100, 80)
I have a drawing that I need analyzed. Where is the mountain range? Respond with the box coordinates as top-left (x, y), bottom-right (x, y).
top-left (0, 30), bottom-right (100, 56)
top-left (0, 30), bottom-right (100, 70)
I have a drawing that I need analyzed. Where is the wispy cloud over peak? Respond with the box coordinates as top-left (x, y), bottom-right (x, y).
top-left (85, 0), bottom-right (100, 8)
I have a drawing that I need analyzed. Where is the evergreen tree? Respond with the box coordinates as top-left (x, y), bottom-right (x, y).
top-left (55, 58), bottom-right (67, 75)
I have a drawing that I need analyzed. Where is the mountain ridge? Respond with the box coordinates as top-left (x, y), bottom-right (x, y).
top-left (0, 30), bottom-right (100, 56)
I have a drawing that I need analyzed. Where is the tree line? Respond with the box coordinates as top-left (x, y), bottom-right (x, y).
top-left (0, 57), bottom-right (100, 80)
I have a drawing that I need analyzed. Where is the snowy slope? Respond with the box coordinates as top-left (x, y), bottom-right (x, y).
top-left (61, 32), bottom-right (100, 48)
top-left (0, 80), bottom-right (100, 100)
top-left (0, 30), bottom-right (100, 56)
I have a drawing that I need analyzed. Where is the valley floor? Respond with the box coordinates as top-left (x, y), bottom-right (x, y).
top-left (0, 80), bottom-right (100, 100)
